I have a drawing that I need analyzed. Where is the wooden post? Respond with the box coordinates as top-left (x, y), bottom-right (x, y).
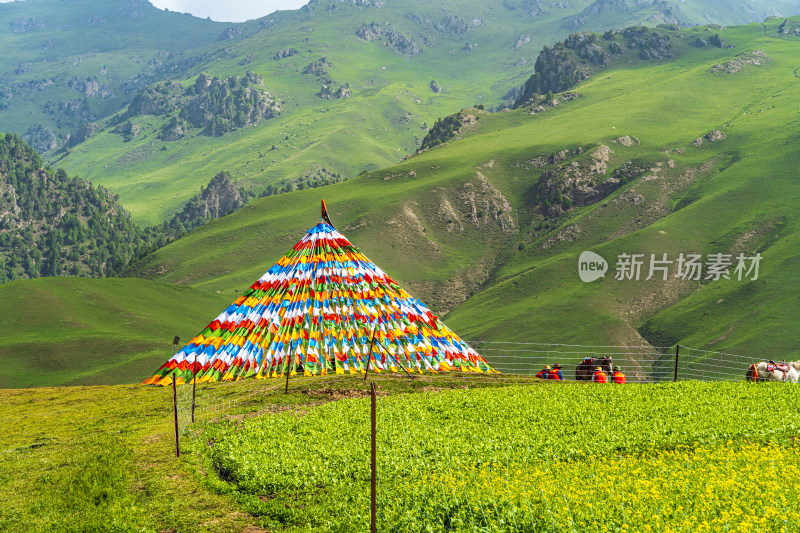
top-left (285, 355), bottom-right (291, 394)
top-left (673, 344), bottom-right (680, 383)
top-left (370, 382), bottom-right (377, 533)
top-left (364, 326), bottom-right (377, 381)
top-left (172, 376), bottom-right (180, 458)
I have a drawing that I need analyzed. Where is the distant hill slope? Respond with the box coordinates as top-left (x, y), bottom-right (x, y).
top-left (0, 0), bottom-right (236, 149)
top-left (126, 17), bottom-right (800, 360)
top-left (2, 17), bottom-right (800, 387)
top-left (0, 277), bottom-right (229, 388)
top-left (0, 133), bottom-right (170, 282)
top-left (32, 0), bottom-right (800, 224)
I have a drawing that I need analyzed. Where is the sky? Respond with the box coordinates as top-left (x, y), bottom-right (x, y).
top-left (0, 0), bottom-right (308, 22)
top-left (148, 0), bottom-right (308, 22)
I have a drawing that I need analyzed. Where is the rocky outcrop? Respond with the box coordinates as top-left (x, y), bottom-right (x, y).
top-left (170, 172), bottom-right (244, 232)
top-left (273, 48), bottom-right (297, 60)
top-left (513, 45), bottom-right (589, 106)
top-left (526, 145), bottom-right (653, 218)
top-left (66, 76), bottom-right (112, 99)
top-left (565, 32), bottom-right (608, 64)
top-left (356, 23), bottom-right (420, 56)
top-left (430, 80), bottom-right (442, 93)
top-left (112, 120), bottom-right (140, 142)
top-left (435, 15), bottom-right (468, 35)
top-left (10, 18), bottom-right (47, 33)
top-left (218, 27), bottom-right (242, 40)
top-left (124, 73), bottom-right (279, 139)
top-left (334, 84), bottom-right (351, 98)
top-left (522, 92), bottom-right (580, 114)
top-left (693, 129), bottom-right (726, 146)
top-left (462, 173), bottom-right (517, 232)
top-left (514, 34), bottom-right (531, 49)
top-left (159, 116), bottom-right (186, 141)
top-left (65, 123), bottom-right (97, 148)
top-left (126, 81), bottom-right (184, 116)
top-left (622, 26), bottom-right (672, 60)
top-left (318, 83), bottom-right (351, 99)
top-left (614, 135), bottom-right (640, 146)
top-left (43, 99), bottom-right (93, 121)
top-left (23, 123), bottom-right (57, 153)
top-left (418, 111), bottom-right (471, 151)
top-left (710, 50), bottom-right (771, 73)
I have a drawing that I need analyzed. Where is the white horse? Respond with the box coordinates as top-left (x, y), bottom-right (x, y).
top-left (746, 361), bottom-right (800, 383)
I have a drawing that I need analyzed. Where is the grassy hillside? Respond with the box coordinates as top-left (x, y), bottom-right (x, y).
top-left (0, 0), bottom-right (234, 146)
top-left (1, 18), bottom-right (799, 388)
top-left (0, 277), bottom-right (229, 388)
top-left (44, 0), bottom-right (800, 224)
top-left (125, 18), bottom-right (800, 363)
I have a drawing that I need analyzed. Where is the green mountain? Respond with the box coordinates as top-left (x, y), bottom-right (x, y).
top-left (0, 0), bottom-right (236, 147)
top-left (4, 0), bottom-right (797, 225)
top-left (126, 17), bottom-right (800, 366)
top-left (2, 14), bottom-right (800, 387)
top-left (0, 133), bottom-right (172, 282)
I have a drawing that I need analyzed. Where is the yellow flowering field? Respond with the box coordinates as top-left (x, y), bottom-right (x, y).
top-left (197, 382), bottom-right (800, 532)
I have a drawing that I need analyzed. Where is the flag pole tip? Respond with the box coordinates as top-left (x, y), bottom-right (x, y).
top-left (321, 199), bottom-right (333, 226)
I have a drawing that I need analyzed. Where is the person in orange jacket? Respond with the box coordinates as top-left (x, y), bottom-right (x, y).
top-left (535, 365), bottom-right (551, 379)
top-left (611, 366), bottom-right (626, 384)
top-left (548, 363), bottom-right (563, 380)
top-left (592, 366), bottom-right (608, 383)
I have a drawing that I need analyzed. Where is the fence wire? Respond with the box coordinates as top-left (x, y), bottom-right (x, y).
top-left (174, 342), bottom-right (781, 432)
top-left (171, 341), bottom-right (800, 532)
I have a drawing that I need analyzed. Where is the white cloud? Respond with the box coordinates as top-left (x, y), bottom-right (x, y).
top-left (149, 0), bottom-right (308, 22)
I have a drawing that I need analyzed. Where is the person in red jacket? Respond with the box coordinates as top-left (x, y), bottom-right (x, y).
top-left (548, 363), bottom-right (563, 380)
top-left (592, 366), bottom-right (608, 383)
top-left (611, 366), bottom-right (626, 384)
top-left (535, 365), bottom-right (551, 379)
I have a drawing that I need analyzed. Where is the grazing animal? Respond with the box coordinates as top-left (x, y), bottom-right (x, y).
top-left (746, 361), bottom-right (800, 383)
top-left (576, 356), bottom-right (612, 381)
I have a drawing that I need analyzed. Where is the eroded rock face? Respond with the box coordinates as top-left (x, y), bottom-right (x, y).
top-left (528, 144), bottom-right (655, 217)
top-left (171, 172), bottom-right (244, 230)
top-left (23, 123), bottom-right (57, 153)
top-left (461, 173), bottom-right (517, 232)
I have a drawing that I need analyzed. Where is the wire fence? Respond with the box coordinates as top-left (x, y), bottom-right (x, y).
top-left (172, 341), bottom-right (780, 436)
top-left (166, 341), bottom-right (800, 531)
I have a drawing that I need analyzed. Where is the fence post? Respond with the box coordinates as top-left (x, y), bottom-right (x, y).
top-left (673, 345), bottom-right (680, 383)
top-left (370, 382), bottom-right (377, 533)
top-left (172, 376), bottom-right (180, 458)
top-left (285, 355), bottom-right (291, 394)
top-left (364, 326), bottom-right (377, 381)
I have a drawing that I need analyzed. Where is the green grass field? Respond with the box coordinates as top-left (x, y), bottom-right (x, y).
top-left (0, 277), bottom-right (230, 388)
top-left (198, 380), bottom-right (800, 532)
top-left (2, 377), bottom-right (798, 532)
